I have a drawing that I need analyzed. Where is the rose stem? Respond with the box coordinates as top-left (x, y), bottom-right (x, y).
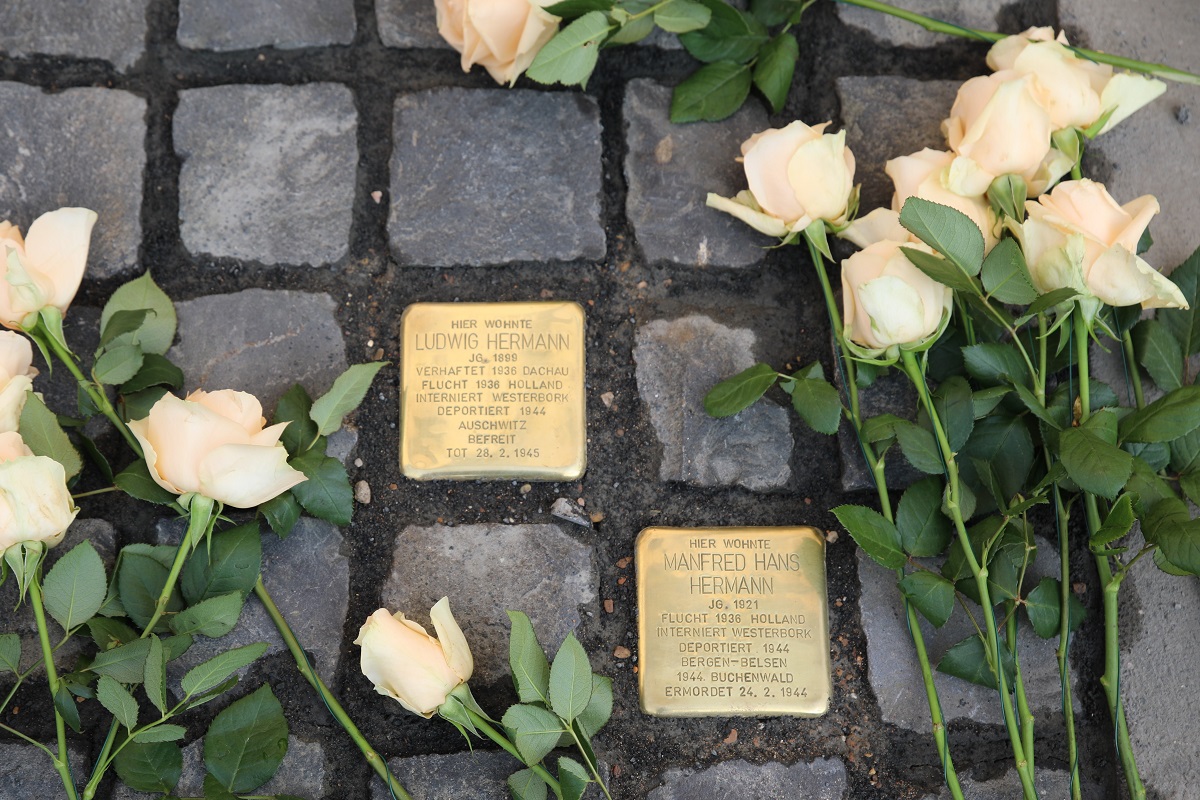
top-left (900, 349), bottom-right (1038, 800)
top-left (461, 707), bottom-right (563, 799)
top-left (1074, 311), bottom-right (1146, 800)
top-left (253, 578), bottom-right (415, 800)
top-left (140, 495), bottom-right (216, 637)
top-left (29, 568), bottom-right (82, 800)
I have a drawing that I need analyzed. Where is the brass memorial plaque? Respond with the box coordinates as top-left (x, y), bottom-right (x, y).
top-left (400, 302), bottom-right (586, 481)
top-left (636, 527), bottom-right (831, 717)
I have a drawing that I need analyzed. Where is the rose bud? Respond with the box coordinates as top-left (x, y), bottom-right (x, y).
top-left (0, 432), bottom-right (78, 555)
top-left (435, 0), bottom-right (560, 86)
top-left (0, 208), bottom-right (97, 330)
top-left (842, 240), bottom-right (953, 357)
top-left (0, 332), bottom-right (36, 433)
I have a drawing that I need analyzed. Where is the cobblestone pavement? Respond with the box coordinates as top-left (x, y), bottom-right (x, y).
top-left (2, 0), bottom-right (1199, 798)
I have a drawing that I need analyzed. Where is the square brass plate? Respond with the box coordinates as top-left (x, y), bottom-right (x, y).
top-left (636, 526), bottom-right (831, 717)
top-left (400, 302), bottom-right (586, 481)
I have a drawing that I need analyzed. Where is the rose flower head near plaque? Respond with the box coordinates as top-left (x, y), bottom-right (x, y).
top-left (356, 604), bottom-right (615, 799)
top-left (702, 29), bottom-right (1200, 800)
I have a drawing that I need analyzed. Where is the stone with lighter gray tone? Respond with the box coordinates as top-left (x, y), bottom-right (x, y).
top-left (0, 84), bottom-right (145, 279)
top-left (0, 0), bottom-right (147, 69)
top-left (1060, 0), bottom-right (1200, 271)
top-left (382, 524), bottom-right (594, 684)
top-left (376, 752), bottom-right (607, 799)
top-left (158, 517), bottom-right (349, 684)
top-left (648, 758), bottom-right (846, 799)
top-left (836, 77), bottom-right (961, 213)
top-left (836, 365), bottom-right (921, 492)
top-left (114, 737), bottom-right (325, 800)
top-left (175, 84), bottom-right (357, 265)
top-left (390, 89), bottom-right (605, 265)
top-left (178, 0), bottom-right (354, 50)
top-left (858, 548), bottom-right (1076, 731)
top-left (376, 0), bottom-right (447, 48)
top-left (170, 290), bottom-right (348, 414)
top-left (624, 80), bottom-right (770, 267)
top-left (930, 769), bottom-right (1095, 799)
top-left (837, 0), bottom-right (998, 48)
top-left (0, 743), bottom-right (88, 798)
top-left (634, 316), bottom-right (792, 491)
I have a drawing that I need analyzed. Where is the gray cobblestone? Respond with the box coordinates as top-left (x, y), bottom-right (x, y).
top-left (836, 365), bottom-right (920, 492)
top-left (837, 0), bottom-right (999, 48)
top-left (175, 84), bottom-right (357, 266)
top-left (389, 88), bottom-right (605, 266)
top-left (931, 768), bottom-right (1097, 799)
top-left (0, 84), bottom-right (145, 279)
top-left (634, 315), bottom-right (792, 491)
top-left (373, 752), bottom-right (514, 800)
top-left (648, 758), bottom-right (846, 799)
top-left (623, 80), bottom-right (770, 267)
top-left (0, 0), bottom-right (148, 70)
top-left (376, 0), bottom-right (447, 49)
top-left (178, 0), bottom-right (355, 51)
top-left (170, 290), bottom-right (349, 414)
top-left (381, 524), bottom-right (595, 684)
top-left (0, 743), bottom-right (88, 798)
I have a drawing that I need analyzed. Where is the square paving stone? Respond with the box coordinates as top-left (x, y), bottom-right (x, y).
top-left (0, 743), bottom-right (88, 798)
top-left (837, 0), bottom-right (999, 48)
top-left (381, 524), bottom-right (595, 684)
top-left (376, 0), bottom-right (447, 48)
top-left (623, 80), bottom-right (770, 267)
top-left (389, 88), bottom-right (605, 266)
top-left (179, 0), bottom-right (355, 50)
top-left (648, 758), bottom-right (846, 799)
top-left (175, 84), bottom-right (357, 266)
top-left (0, 84), bottom-right (145, 279)
top-left (0, 0), bottom-right (148, 70)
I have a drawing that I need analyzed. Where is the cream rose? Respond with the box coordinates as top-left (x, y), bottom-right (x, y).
top-left (987, 27), bottom-right (1165, 135)
top-left (842, 240), bottom-right (953, 356)
top-left (1020, 179), bottom-right (1186, 310)
top-left (0, 208), bottom-right (97, 330)
top-left (707, 120), bottom-right (857, 238)
top-left (355, 598), bottom-right (473, 718)
top-left (942, 71), bottom-right (1073, 196)
top-left (128, 389), bottom-right (307, 508)
top-left (0, 332), bottom-right (36, 432)
top-left (0, 432), bottom-right (78, 554)
top-left (435, 0), bottom-right (560, 86)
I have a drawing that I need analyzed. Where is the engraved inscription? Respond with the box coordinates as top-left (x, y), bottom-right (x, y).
top-left (637, 527), bottom-right (831, 717)
top-left (400, 302), bottom-right (586, 480)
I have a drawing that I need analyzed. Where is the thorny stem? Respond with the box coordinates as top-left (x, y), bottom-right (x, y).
top-left (140, 496), bottom-right (216, 637)
top-left (29, 574), bottom-right (81, 800)
top-left (463, 707), bottom-right (563, 799)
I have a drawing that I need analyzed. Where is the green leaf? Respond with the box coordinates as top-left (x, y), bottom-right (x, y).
top-left (0, 634), bottom-right (20, 674)
top-left (933, 376), bottom-right (974, 452)
top-left (1119, 385), bottom-right (1200, 443)
top-left (577, 675), bottom-right (613, 738)
top-left (896, 477), bottom-right (952, 557)
top-left (170, 592), bottom-right (245, 639)
top-left (1020, 287), bottom-right (1080, 320)
top-left (1158, 245), bottom-right (1200, 355)
top-left (654, 0), bottom-right (712, 32)
top-left (42, 541), bottom-right (107, 631)
top-left (1022, 578), bottom-right (1084, 638)
top-left (309, 362), bottom-right (388, 437)
top-left (938, 634), bottom-right (1013, 690)
top-left (502, 704), bottom-right (564, 765)
top-left (115, 459), bottom-right (180, 506)
top-left (678, 0), bottom-right (767, 63)
top-left (787, 376), bottom-right (842, 435)
top-left (898, 571), bottom-right (954, 628)
top-left (204, 684), bottom-right (288, 793)
top-left (118, 551), bottom-right (181, 632)
top-left (670, 61), bottom-right (753, 124)
top-left (962, 343), bottom-right (1028, 386)
top-left (1132, 318), bottom-right (1183, 392)
top-left (18, 392), bottom-right (82, 479)
top-left (90, 638), bottom-right (153, 684)
top-left (97, 675), bottom-right (140, 729)
top-left (607, 10), bottom-right (654, 44)
top-left (132, 724), bottom-right (187, 743)
top-left (185, 676), bottom-right (238, 710)
top-left (1180, 471), bottom-right (1200, 507)
top-left (260, 491), bottom-right (302, 539)
top-left (1059, 427), bottom-right (1133, 500)
top-left (1092, 493), bottom-right (1136, 548)
top-left (980, 238), bottom-right (1037, 304)
top-left (704, 362), bottom-right (778, 418)
top-left (76, 432), bottom-right (114, 483)
top-left (94, 344), bottom-right (144, 386)
top-left (508, 610), bottom-right (551, 704)
top-left (752, 33), bottom-right (798, 113)
top-left (273, 384), bottom-right (318, 457)
top-left (114, 740), bottom-right (182, 793)
top-left (101, 271), bottom-right (178, 355)
top-left (558, 756), bottom-right (591, 800)
top-left (549, 633), bottom-right (593, 722)
top-left (100, 309), bottom-right (151, 349)
top-left (832, 504), bottom-right (906, 569)
top-left (1010, 381), bottom-right (1060, 430)
top-left (290, 451), bottom-right (354, 526)
top-left (899, 197), bottom-right (986, 276)
top-left (54, 685), bottom-right (81, 732)
top-left (894, 420), bottom-right (943, 474)
top-left (145, 635), bottom-right (168, 715)
top-left (960, 414), bottom-right (1034, 504)
top-left (120, 353), bottom-right (185, 394)
top-left (120, 387), bottom-right (169, 424)
top-left (526, 12), bottom-right (611, 87)
top-left (543, 0), bottom-right (612, 16)
top-left (508, 768), bottom-right (549, 800)
top-left (1153, 520), bottom-right (1200, 576)
top-left (901, 247), bottom-right (978, 293)
top-left (181, 643), bottom-right (268, 698)
top-left (182, 522), bottom-right (262, 605)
